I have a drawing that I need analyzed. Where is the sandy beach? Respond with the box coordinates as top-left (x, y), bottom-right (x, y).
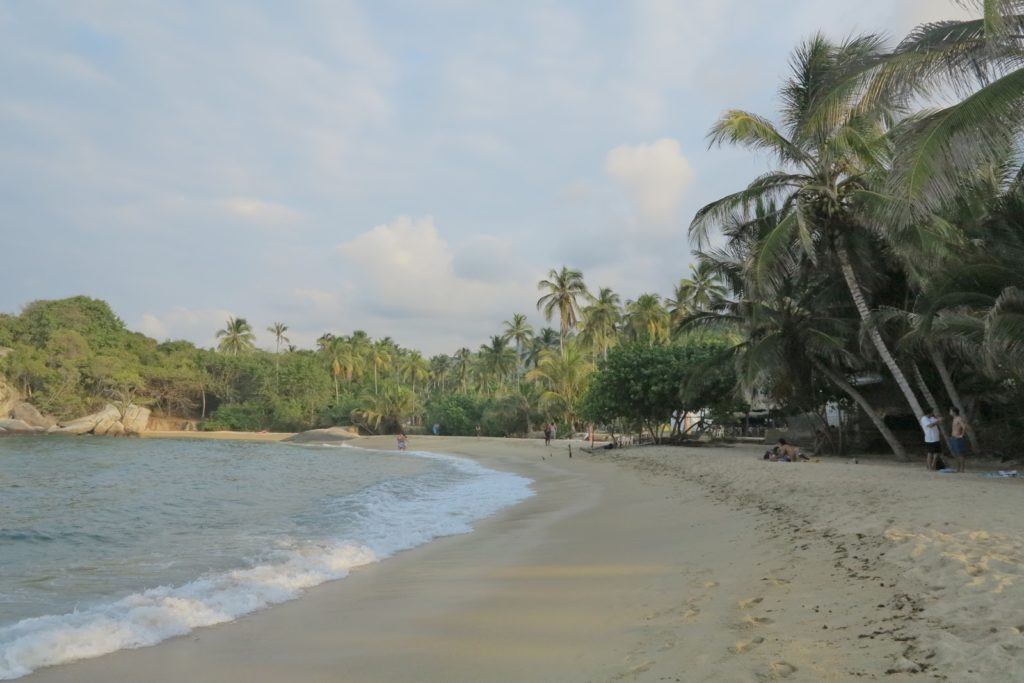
top-left (23, 436), bottom-right (1024, 682)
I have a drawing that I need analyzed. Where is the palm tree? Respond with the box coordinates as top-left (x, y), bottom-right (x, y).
top-left (267, 322), bottom-right (289, 379)
top-left (478, 336), bottom-right (517, 393)
top-left (526, 342), bottom-right (595, 428)
top-left (501, 313), bottom-right (534, 383)
top-left (579, 287), bottom-right (622, 359)
top-left (537, 266), bottom-right (589, 352)
top-left (692, 33), bottom-right (933, 426)
top-left (401, 351), bottom-right (431, 393)
top-left (216, 317), bottom-right (256, 355)
top-left (452, 348), bottom-right (473, 391)
top-left (671, 262), bottom-right (727, 317)
top-left (524, 328), bottom-right (560, 368)
top-left (369, 341), bottom-right (391, 396)
top-left (880, 2), bottom-right (1024, 220)
top-left (624, 294), bottom-right (670, 346)
top-left (429, 354), bottom-right (452, 392)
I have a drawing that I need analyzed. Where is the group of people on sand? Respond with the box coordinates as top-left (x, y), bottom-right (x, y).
top-left (763, 407), bottom-right (971, 472)
top-left (543, 423), bottom-right (557, 446)
top-left (762, 438), bottom-right (809, 462)
top-left (921, 407), bottom-right (969, 473)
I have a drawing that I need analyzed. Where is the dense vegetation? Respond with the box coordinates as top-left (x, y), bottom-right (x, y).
top-left (2, 2), bottom-right (1022, 456)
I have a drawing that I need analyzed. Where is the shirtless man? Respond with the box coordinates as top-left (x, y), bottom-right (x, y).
top-left (949, 407), bottom-right (968, 473)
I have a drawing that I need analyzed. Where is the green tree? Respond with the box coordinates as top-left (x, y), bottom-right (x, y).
top-left (216, 317), bottom-right (256, 355)
top-left (537, 266), bottom-right (589, 353)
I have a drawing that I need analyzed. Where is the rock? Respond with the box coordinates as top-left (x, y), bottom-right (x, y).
top-left (57, 405), bottom-right (120, 435)
top-left (93, 416), bottom-right (120, 436)
top-left (9, 402), bottom-right (56, 429)
top-left (105, 421), bottom-right (126, 437)
top-left (0, 379), bottom-right (20, 417)
top-left (121, 405), bottom-right (151, 434)
top-left (284, 426), bottom-right (359, 444)
top-left (0, 418), bottom-right (45, 433)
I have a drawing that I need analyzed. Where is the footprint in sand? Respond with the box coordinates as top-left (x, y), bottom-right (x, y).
top-left (738, 596), bottom-right (764, 609)
top-left (739, 614), bottom-right (774, 629)
top-left (729, 636), bottom-right (764, 654)
top-left (766, 661), bottom-right (798, 679)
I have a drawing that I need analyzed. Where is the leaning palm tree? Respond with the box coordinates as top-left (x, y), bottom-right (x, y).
top-left (537, 266), bottom-right (589, 353)
top-left (216, 317), bottom-right (256, 355)
top-left (691, 33), bottom-right (934, 423)
top-left (579, 287), bottom-right (622, 359)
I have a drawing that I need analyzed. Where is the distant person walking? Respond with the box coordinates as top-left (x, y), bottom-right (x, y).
top-left (432, 422), bottom-right (440, 436)
top-left (544, 423), bottom-right (552, 446)
top-left (950, 408), bottom-right (968, 473)
top-left (920, 411), bottom-right (943, 470)
top-left (475, 425), bottom-right (482, 438)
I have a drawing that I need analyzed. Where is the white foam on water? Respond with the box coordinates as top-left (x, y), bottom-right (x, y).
top-left (0, 448), bottom-right (533, 679)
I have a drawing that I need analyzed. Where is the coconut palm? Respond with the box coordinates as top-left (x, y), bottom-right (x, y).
top-left (524, 327), bottom-right (560, 368)
top-left (452, 348), bottom-right (473, 391)
top-left (401, 351), bottom-right (431, 393)
top-left (526, 342), bottom-right (595, 428)
top-left (671, 262), bottom-right (727, 317)
top-left (692, 33), bottom-right (935, 425)
top-left (536, 266), bottom-right (589, 352)
top-left (880, 2), bottom-right (1024, 219)
top-left (216, 317), bottom-right (256, 355)
top-left (369, 341), bottom-right (391, 395)
top-left (579, 287), bottom-right (622, 359)
top-left (267, 322), bottom-right (289, 380)
top-left (502, 313), bottom-right (533, 362)
top-left (477, 336), bottom-right (517, 392)
top-left (624, 294), bottom-right (670, 346)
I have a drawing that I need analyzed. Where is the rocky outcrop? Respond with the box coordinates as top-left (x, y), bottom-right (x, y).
top-left (10, 402), bottom-right (56, 429)
top-left (0, 418), bottom-right (45, 433)
top-left (0, 378), bottom-right (20, 417)
top-left (284, 426), bottom-right (359, 444)
top-left (51, 404), bottom-right (151, 436)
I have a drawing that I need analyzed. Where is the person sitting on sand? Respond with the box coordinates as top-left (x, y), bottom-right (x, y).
top-left (396, 431), bottom-right (408, 451)
top-left (763, 438), bottom-right (808, 461)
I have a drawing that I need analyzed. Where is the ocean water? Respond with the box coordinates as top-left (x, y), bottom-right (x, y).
top-left (0, 436), bottom-right (533, 679)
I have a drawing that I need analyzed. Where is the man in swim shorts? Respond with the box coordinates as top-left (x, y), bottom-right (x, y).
top-left (949, 407), bottom-right (968, 473)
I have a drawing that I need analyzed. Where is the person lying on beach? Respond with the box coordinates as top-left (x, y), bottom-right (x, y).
top-left (762, 438), bottom-right (809, 462)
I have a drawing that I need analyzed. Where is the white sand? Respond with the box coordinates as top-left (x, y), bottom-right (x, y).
top-left (23, 437), bottom-right (1024, 682)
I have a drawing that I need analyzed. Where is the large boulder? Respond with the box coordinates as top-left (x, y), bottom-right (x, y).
top-left (0, 418), bottom-right (45, 433)
top-left (10, 402), bottom-right (56, 429)
top-left (284, 426), bottom-right (359, 444)
top-left (0, 378), bottom-right (20, 417)
top-left (92, 415), bottom-right (120, 436)
top-left (56, 405), bottom-right (121, 435)
top-left (121, 405), bottom-right (151, 434)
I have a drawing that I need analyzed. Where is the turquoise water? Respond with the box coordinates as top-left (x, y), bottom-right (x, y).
top-left (0, 436), bottom-right (532, 679)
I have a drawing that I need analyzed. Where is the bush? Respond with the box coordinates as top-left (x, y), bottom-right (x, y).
top-left (425, 394), bottom-right (485, 436)
top-left (202, 402), bottom-right (267, 431)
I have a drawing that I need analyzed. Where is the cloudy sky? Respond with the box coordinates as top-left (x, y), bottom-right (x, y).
top-left (0, 1), bottom-right (971, 354)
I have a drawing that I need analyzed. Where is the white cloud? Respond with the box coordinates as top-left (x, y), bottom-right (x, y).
top-left (605, 138), bottom-right (694, 230)
top-left (137, 306), bottom-right (235, 346)
top-left (220, 197), bottom-right (304, 227)
top-left (336, 216), bottom-right (533, 320)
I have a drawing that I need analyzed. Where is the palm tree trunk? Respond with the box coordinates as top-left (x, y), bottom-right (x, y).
top-left (835, 241), bottom-right (926, 420)
top-left (927, 345), bottom-right (981, 453)
top-left (812, 359), bottom-right (907, 459)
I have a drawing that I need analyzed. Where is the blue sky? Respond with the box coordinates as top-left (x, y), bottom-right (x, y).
top-left (0, 1), bottom-right (970, 354)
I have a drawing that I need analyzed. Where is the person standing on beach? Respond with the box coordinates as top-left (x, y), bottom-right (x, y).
top-left (920, 411), bottom-right (942, 470)
top-left (544, 423), bottom-right (551, 446)
top-left (397, 431), bottom-right (408, 451)
top-left (551, 423), bottom-right (557, 441)
top-left (949, 408), bottom-right (968, 473)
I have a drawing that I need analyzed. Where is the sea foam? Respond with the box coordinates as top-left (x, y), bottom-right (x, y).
top-left (0, 448), bottom-right (532, 679)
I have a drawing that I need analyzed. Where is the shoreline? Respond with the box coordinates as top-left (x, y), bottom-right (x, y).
top-left (140, 429), bottom-right (296, 442)
top-left (21, 436), bottom-right (1024, 682)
